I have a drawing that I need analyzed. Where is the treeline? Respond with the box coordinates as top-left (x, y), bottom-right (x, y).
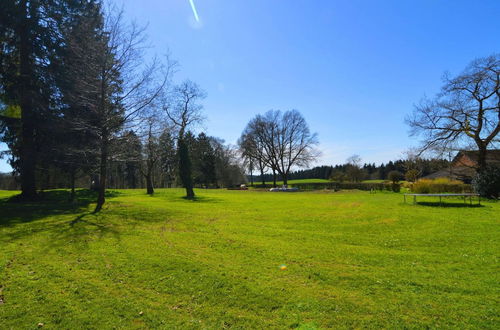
top-left (0, 1), bottom-right (245, 210)
top-left (254, 158), bottom-right (450, 183)
top-left (0, 130), bottom-right (244, 191)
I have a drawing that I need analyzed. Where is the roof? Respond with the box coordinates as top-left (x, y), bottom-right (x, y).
top-left (453, 149), bottom-right (500, 165)
top-left (423, 166), bottom-right (476, 180)
top-left (423, 149), bottom-right (500, 182)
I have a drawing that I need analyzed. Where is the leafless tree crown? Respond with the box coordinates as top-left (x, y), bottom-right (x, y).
top-left (407, 54), bottom-right (500, 161)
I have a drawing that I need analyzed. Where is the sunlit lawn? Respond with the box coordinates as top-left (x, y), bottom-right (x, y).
top-left (0, 188), bottom-right (498, 328)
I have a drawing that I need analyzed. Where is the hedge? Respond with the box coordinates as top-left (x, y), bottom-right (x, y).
top-left (410, 178), bottom-right (471, 194)
top-left (251, 181), bottom-right (406, 191)
top-left (252, 182), bottom-right (395, 191)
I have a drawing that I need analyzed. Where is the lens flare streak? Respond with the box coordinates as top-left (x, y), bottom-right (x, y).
top-left (189, 0), bottom-right (200, 22)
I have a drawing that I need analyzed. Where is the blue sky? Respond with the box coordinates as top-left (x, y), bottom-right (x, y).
top-left (1, 0), bottom-right (500, 172)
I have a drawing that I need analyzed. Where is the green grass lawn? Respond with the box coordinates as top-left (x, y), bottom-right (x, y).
top-left (0, 189), bottom-right (498, 328)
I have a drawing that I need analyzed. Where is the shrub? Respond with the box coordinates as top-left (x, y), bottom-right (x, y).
top-left (329, 172), bottom-right (347, 183)
top-left (388, 170), bottom-right (404, 183)
top-left (391, 183), bottom-right (401, 192)
top-left (290, 182), bottom-right (395, 191)
top-left (472, 166), bottom-right (500, 198)
top-left (405, 169), bottom-right (420, 183)
top-left (411, 178), bottom-right (470, 193)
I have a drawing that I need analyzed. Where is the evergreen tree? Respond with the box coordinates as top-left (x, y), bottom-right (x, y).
top-left (0, 0), bottom-right (95, 199)
top-left (195, 133), bottom-right (217, 187)
top-left (122, 131), bottom-right (142, 189)
top-left (159, 129), bottom-right (177, 188)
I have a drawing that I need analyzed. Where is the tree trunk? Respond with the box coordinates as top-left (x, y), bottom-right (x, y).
top-left (18, 0), bottom-right (37, 200)
top-left (272, 169), bottom-right (277, 187)
top-left (178, 137), bottom-right (195, 199)
top-left (94, 136), bottom-right (108, 213)
top-left (282, 173), bottom-right (288, 186)
top-left (146, 172), bottom-right (154, 195)
top-left (250, 168), bottom-right (253, 186)
top-left (477, 145), bottom-right (487, 173)
top-left (69, 170), bottom-right (76, 202)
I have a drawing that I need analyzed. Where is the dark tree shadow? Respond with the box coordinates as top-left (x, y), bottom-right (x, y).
top-left (416, 201), bottom-right (483, 208)
top-left (43, 211), bottom-right (122, 251)
top-left (151, 191), bottom-right (223, 203)
top-left (0, 190), bottom-right (124, 247)
top-left (0, 189), bottom-right (121, 227)
top-left (181, 195), bottom-right (223, 203)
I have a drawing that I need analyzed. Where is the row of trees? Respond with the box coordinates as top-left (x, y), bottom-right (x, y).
top-left (103, 130), bottom-right (244, 192)
top-left (0, 1), bottom-right (245, 210)
top-left (1, 0), bottom-right (168, 210)
top-left (253, 155), bottom-right (450, 184)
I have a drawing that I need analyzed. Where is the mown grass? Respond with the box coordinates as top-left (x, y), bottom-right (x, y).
top-left (0, 188), bottom-right (499, 328)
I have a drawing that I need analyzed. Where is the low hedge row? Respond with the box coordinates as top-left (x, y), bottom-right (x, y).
top-left (253, 182), bottom-right (397, 191)
top-left (409, 178), bottom-right (471, 193)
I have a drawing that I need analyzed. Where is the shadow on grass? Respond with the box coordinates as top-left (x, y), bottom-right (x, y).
top-left (0, 188), bottom-right (193, 247)
top-left (0, 190), bottom-right (124, 246)
top-left (181, 195), bottom-right (223, 203)
top-left (416, 201), bottom-right (483, 208)
top-left (151, 190), bottom-right (224, 203)
top-left (0, 189), bottom-right (121, 227)
top-left (46, 211), bottom-right (122, 249)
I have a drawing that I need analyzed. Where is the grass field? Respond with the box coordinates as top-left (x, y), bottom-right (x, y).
top-left (0, 188), bottom-right (499, 328)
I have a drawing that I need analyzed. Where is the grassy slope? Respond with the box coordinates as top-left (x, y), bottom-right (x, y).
top-left (0, 189), bottom-right (498, 329)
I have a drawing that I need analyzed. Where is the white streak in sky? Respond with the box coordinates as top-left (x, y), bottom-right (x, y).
top-left (189, 0), bottom-right (200, 22)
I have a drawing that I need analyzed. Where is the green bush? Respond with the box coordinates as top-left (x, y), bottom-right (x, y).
top-left (405, 169), bottom-right (420, 183)
top-left (473, 166), bottom-right (500, 198)
top-left (388, 170), bottom-right (404, 183)
top-left (411, 178), bottom-right (470, 193)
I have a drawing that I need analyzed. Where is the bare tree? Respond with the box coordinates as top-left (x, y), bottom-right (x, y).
top-left (165, 80), bottom-right (205, 198)
top-left (407, 54), bottom-right (500, 172)
top-left (238, 130), bottom-right (267, 186)
top-left (139, 117), bottom-right (161, 194)
top-left (345, 154), bottom-right (365, 182)
top-left (63, 5), bottom-right (173, 212)
top-left (240, 110), bottom-right (319, 186)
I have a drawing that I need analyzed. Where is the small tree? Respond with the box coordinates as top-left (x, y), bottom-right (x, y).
top-left (388, 170), bottom-right (403, 192)
top-left (139, 118), bottom-right (162, 195)
top-left (330, 172), bottom-right (347, 183)
top-left (405, 169), bottom-right (420, 183)
top-left (165, 80), bottom-right (205, 199)
top-left (345, 155), bottom-right (365, 182)
top-left (388, 170), bottom-right (404, 184)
